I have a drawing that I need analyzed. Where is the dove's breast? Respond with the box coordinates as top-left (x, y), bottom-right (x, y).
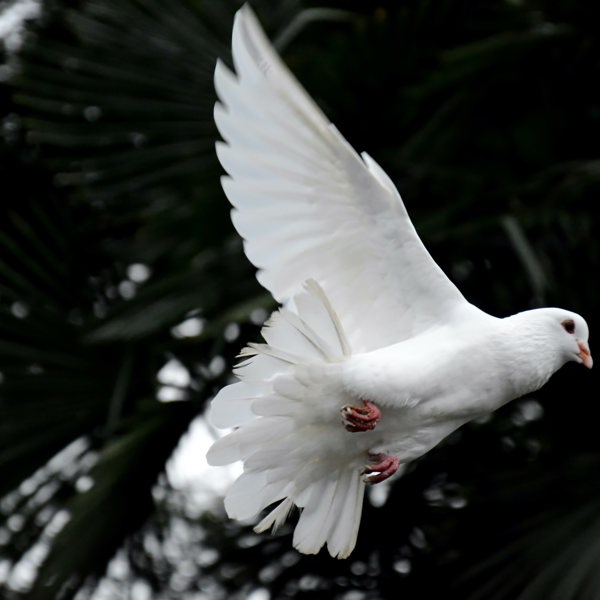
top-left (341, 316), bottom-right (511, 421)
top-left (338, 321), bottom-right (511, 459)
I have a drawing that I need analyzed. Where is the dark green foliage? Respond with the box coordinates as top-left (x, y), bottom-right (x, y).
top-left (1, 1), bottom-right (599, 598)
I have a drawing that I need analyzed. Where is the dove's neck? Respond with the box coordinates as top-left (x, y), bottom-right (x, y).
top-left (500, 310), bottom-right (567, 396)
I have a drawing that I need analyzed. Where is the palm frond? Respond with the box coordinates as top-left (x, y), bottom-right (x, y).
top-left (1, 0), bottom-right (600, 598)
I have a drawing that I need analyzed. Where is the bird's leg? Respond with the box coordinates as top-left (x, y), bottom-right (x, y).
top-left (362, 453), bottom-right (400, 484)
top-left (341, 400), bottom-right (381, 432)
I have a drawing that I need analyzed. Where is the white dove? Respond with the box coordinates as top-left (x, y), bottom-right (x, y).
top-left (206, 5), bottom-right (593, 559)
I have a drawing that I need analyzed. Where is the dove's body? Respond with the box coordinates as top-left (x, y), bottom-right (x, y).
top-left (207, 6), bottom-right (591, 559)
top-left (343, 306), bottom-right (581, 460)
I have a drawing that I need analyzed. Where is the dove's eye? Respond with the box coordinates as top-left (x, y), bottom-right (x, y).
top-left (562, 320), bottom-right (575, 334)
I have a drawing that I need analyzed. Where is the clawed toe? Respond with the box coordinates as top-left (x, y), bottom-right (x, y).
top-left (341, 400), bottom-right (381, 432)
top-left (362, 453), bottom-right (400, 484)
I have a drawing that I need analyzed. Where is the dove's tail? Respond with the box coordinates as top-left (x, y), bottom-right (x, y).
top-left (206, 280), bottom-right (366, 559)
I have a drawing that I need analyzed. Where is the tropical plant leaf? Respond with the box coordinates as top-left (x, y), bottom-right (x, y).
top-left (1, 1), bottom-right (304, 597)
top-left (23, 400), bottom-right (197, 600)
top-left (1, 0), bottom-right (600, 598)
top-left (436, 455), bottom-right (600, 600)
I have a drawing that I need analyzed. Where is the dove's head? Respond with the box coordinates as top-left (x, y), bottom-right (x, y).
top-left (507, 307), bottom-right (592, 373)
top-left (530, 308), bottom-right (592, 369)
top-left (556, 310), bottom-right (593, 369)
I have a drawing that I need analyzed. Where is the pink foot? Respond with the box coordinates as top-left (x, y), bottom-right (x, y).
top-left (341, 400), bottom-right (381, 432)
top-left (362, 453), bottom-right (400, 484)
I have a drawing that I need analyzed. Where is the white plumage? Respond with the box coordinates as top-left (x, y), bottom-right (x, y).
top-left (207, 5), bottom-right (592, 558)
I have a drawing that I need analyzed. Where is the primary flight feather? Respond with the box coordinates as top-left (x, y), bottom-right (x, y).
top-left (207, 5), bottom-right (592, 559)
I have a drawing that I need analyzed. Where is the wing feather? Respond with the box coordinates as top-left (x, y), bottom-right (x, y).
top-left (216, 6), bottom-right (468, 351)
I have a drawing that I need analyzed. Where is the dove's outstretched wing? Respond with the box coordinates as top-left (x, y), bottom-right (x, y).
top-left (215, 5), bottom-right (467, 352)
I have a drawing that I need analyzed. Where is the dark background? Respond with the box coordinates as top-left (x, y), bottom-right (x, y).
top-left (1, 0), bottom-right (599, 598)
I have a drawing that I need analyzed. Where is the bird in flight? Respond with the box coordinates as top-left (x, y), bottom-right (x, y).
top-left (207, 5), bottom-right (592, 559)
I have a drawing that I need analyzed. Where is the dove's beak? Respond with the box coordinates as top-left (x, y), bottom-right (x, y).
top-left (578, 341), bottom-right (593, 369)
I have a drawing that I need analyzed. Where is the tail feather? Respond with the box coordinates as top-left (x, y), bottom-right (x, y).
top-left (251, 393), bottom-right (301, 418)
top-left (225, 473), bottom-right (293, 521)
top-left (328, 469), bottom-right (364, 558)
top-left (207, 280), bottom-right (366, 558)
top-left (292, 479), bottom-right (339, 554)
top-left (224, 472), bottom-right (269, 519)
top-left (254, 497), bottom-right (294, 533)
top-left (206, 416), bottom-right (295, 466)
top-left (261, 309), bottom-right (335, 361)
top-left (234, 350), bottom-right (292, 380)
top-left (209, 381), bottom-right (269, 428)
top-left (292, 278), bottom-right (351, 357)
top-left (289, 469), bottom-right (364, 559)
top-left (245, 443), bottom-right (306, 472)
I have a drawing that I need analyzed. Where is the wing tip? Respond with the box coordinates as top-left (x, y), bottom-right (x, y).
top-left (234, 3), bottom-right (262, 40)
top-left (231, 3), bottom-right (264, 71)
top-left (214, 140), bottom-right (229, 164)
top-left (214, 57), bottom-right (229, 84)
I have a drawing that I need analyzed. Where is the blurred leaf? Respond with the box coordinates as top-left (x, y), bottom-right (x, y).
top-left (24, 400), bottom-right (197, 600)
top-left (438, 455), bottom-right (600, 600)
top-left (1, 0), bottom-right (600, 598)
